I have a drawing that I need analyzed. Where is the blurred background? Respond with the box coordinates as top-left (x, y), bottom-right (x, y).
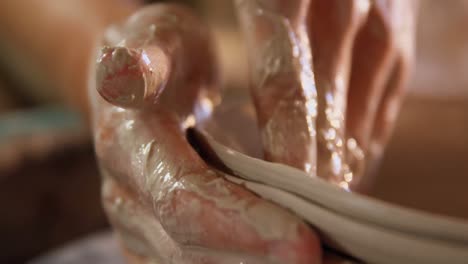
top-left (0, 0), bottom-right (467, 263)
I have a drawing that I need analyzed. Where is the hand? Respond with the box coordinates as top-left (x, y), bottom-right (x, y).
top-left (91, 4), bottom-right (321, 264)
top-left (90, 1), bottom-right (418, 263)
top-left (235, 0), bottom-right (418, 190)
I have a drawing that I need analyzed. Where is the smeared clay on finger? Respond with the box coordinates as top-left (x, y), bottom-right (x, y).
top-left (236, 0), bottom-right (319, 175)
top-left (92, 3), bottom-right (321, 264)
top-left (235, 0), bottom-right (368, 188)
top-left (309, 0), bottom-right (370, 187)
top-left (236, 0), bottom-right (417, 192)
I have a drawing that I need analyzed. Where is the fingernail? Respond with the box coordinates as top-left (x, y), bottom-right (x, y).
top-left (96, 45), bottom-right (171, 108)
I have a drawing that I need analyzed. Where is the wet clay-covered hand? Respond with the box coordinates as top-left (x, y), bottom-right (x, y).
top-left (236, 0), bottom-right (418, 190)
top-left (90, 4), bottom-right (321, 264)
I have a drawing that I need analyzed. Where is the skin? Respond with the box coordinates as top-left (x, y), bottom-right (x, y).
top-left (235, 0), bottom-right (319, 176)
top-left (0, 1), bottom-right (417, 263)
top-left (92, 4), bottom-right (321, 264)
top-left (236, 0), bottom-right (417, 190)
top-left (346, 0), bottom-right (418, 190)
top-left (309, 0), bottom-right (370, 186)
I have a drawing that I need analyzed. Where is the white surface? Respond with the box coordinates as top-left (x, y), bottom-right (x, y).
top-left (197, 130), bottom-right (468, 263)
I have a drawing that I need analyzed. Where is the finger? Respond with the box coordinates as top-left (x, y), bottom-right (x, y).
top-left (308, 0), bottom-right (370, 186)
top-left (95, 4), bottom-right (219, 119)
top-left (235, 0), bottom-right (319, 175)
top-left (369, 0), bottom-right (418, 153)
top-left (353, 57), bottom-right (405, 193)
top-left (346, 0), bottom-right (417, 191)
top-left (345, 1), bottom-right (398, 153)
top-left (370, 57), bottom-right (410, 155)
